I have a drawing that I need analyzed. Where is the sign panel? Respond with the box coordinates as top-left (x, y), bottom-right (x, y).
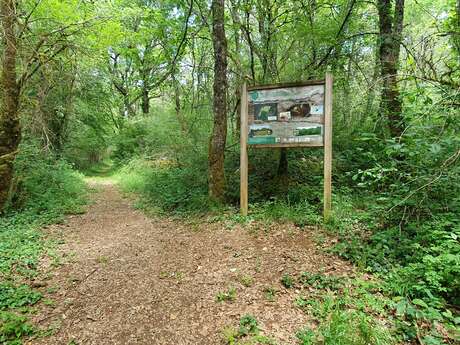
top-left (240, 75), bottom-right (333, 218)
top-left (247, 82), bottom-right (325, 147)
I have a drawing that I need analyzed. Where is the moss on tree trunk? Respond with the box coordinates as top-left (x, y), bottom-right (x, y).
top-left (208, 0), bottom-right (228, 201)
top-left (0, 0), bottom-right (21, 211)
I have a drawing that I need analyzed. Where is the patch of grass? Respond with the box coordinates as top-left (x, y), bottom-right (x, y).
top-left (158, 271), bottom-right (185, 281)
top-left (223, 315), bottom-right (276, 345)
top-left (296, 328), bottom-right (315, 345)
top-left (249, 200), bottom-right (322, 228)
top-left (263, 286), bottom-right (277, 302)
top-left (295, 296), bottom-right (317, 313)
top-left (239, 274), bottom-right (254, 287)
top-left (46, 287), bottom-right (58, 294)
top-left (294, 277), bottom-right (397, 345)
top-left (42, 299), bottom-right (55, 307)
top-left (96, 256), bottom-right (109, 264)
top-left (296, 292), bottom-right (394, 345)
top-left (281, 274), bottom-right (294, 288)
top-left (216, 287), bottom-right (237, 302)
top-left (238, 315), bottom-right (259, 336)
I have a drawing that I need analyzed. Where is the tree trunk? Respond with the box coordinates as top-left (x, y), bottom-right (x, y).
top-left (0, 0), bottom-right (20, 211)
top-left (455, 0), bottom-right (460, 59)
top-left (141, 86), bottom-right (150, 115)
top-left (365, 45), bottom-right (381, 122)
top-left (172, 72), bottom-right (188, 134)
top-left (278, 148), bottom-right (288, 176)
top-left (230, 0), bottom-right (242, 139)
top-left (377, 0), bottom-right (405, 138)
top-left (243, 8), bottom-right (256, 82)
top-left (122, 94), bottom-right (135, 117)
top-left (208, 0), bottom-right (228, 201)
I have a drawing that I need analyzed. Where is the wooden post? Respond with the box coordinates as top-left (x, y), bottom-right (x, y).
top-left (323, 73), bottom-right (333, 220)
top-left (240, 82), bottom-right (249, 216)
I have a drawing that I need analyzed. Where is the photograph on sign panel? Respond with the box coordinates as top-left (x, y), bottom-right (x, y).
top-left (248, 84), bottom-right (325, 146)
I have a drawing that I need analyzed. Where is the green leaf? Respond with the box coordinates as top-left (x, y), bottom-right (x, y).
top-left (441, 309), bottom-right (452, 319)
top-left (412, 299), bottom-right (428, 308)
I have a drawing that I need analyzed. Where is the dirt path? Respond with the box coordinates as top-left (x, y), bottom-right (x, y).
top-left (30, 181), bottom-right (353, 345)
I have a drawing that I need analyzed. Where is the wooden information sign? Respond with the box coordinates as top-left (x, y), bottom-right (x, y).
top-left (240, 73), bottom-right (333, 219)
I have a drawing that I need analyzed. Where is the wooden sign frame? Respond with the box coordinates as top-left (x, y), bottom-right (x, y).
top-left (240, 73), bottom-right (333, 219)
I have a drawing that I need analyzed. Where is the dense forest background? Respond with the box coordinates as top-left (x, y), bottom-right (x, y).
top-left (0, 0), bottom-right (459, 344)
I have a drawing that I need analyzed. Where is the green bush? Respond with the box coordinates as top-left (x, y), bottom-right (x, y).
top-left (387, 218), bottom-right (460, 307)
top-left (116, 156), bottom-right (216, 215)
top-left (63, 126), bottom-right (107, 171)
top-left (1, 143), bottom-right (87, 276)
top-left (111, 121), bottom-right (150, 165)
top-left (0, 142), bottom-right (87, 343)
top-left (10, 142), bottom-right (87, 216)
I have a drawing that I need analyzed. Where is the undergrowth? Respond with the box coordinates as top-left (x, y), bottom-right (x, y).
top-left (0, 143), bottom-right (87, 344)
top-left (325, 196), bottom-right (460, 343)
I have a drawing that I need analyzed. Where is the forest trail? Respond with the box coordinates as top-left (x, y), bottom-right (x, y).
top-left (30, 181), bottom-right (353, 345)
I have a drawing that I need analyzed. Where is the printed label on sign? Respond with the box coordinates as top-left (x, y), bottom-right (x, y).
top-left (310, 105), bottom-right (324, 115)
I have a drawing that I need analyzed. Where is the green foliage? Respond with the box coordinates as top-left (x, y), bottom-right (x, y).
top-left (0, 311), bottom-right (34, 345)
top-left (116, 157), bottom-right (214, 215)
top-left (386, 219), bottom-right (460, 306)
top-left (263, 286), bottom-right (277, 302)
top-left (296, 328), bottom-right (315, 345)
top-left (239, 275), bottom-right (254, 287)
top-left (320, 113), bottom-right (460, 341)
top-left (390, 297), bottom-right (459, 344)
top-left (111, 121), bottom-right (150, 165)
top-left (299, 272), bottom-right (344, 291)
top-left (64, 126), bottom-right (108, 171)
top-left (0, 143), bottom-right (87, 344)
top-left (1, 143), bottom-right (87, 276)
top-left (325, 194), bottom-right (460, 342)
top-left (238, 315), bottom-right (259, 337)
top-left (222, 315), bottom-right (277, 345)
top-left (113, 112), bottom-right (219, 216)
top-left (0, 284), bottom-right (41, 310)
top-left (10, 142), bottom-right (87, 216)
top-left (216, 287), bottom-right (237, 302)
top-left (0, 217), bottom-right (43, 277)
top-left (281, 274), bottom-right (294, 289)
top-left (295, 279), bottom-right (394, 345)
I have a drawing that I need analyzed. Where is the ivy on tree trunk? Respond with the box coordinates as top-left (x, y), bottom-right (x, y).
top-left (377, 0), bottom-right (405, 138)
